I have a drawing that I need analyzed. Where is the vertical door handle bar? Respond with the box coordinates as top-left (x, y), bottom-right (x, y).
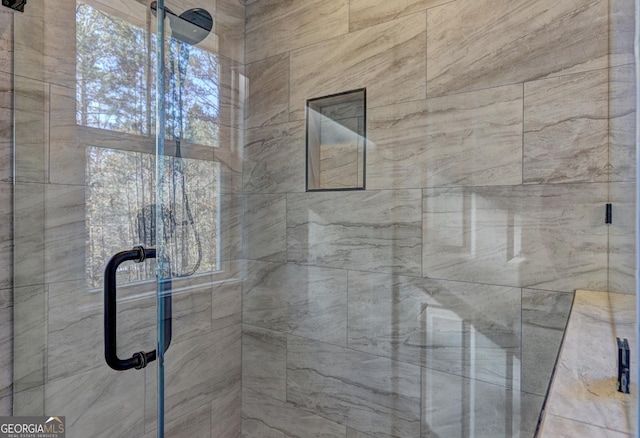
top-left (104, 246), bottom-right (172, 371)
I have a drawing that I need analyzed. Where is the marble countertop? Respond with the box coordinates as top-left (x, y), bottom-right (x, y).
top-left (538, 290), bottom-right (637, 437)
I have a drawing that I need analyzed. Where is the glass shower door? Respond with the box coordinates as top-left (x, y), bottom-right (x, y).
top-left (12, 0), bottom-right (167, 435)
top-left (11, 0), bottom-right (240, 434)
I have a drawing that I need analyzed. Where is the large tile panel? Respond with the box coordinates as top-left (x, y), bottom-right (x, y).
top-left (422, 184), bottom-right (608, 291)
top-left (216, 0), bottom-right (245, 64)
top-left (242, 324), bottom-right (287, 401)
top-left (14, 1), bottom-right (44, 84)
top-left (44, 184), bottom-right (86, 284)
top-left (13, 386), bottom-right (43, 416)
top-left (145, 324), bottom-right (241, 429)
top-left (13, 76), bottom-right (48, 184)
top-left (47, 275), bottom-right (215, 381)
top-left (523, 70), bottom-right (608, 184)
top-left (0, 182), bottom-right (11, 291)
top-left (422, 367), bottom-right (543, 438)
top-left (521, 289), bottom-right (573, 396)
top-left (143, 403), bottom-right (212, 438)
top-left (13, 285), bottom-right (46, 395)
top-left (215, 124), bottom-right (244, 194)
top-left (43, 0), bottom-right (76, 89)
top-left (368, 84), bottom-right (523, 189)
top-left (610, 64), bottom-right (637, 183)
top-left (348, 271), bottom-right (521, 388)
top-left (0, 71), bottom-right (11, 183)
top-left (287, 335), bottom-right (422, 438)
top-left (349, 0), bottom-right (452, 31)
top-left (242, 387), bottom-right (346, 438)
top-left (610, 0), bottom-right (636, 67)
top-left (243, 261), bottom-right (347, 345)
top-left (243, 121), bottom-right (305, 194)
top-left (243, 194), bottom-right (287, 262)
top-left (211, 380), bottom-right (241, 438)
top-left (287, 190), bottom-right (422, 275)
top-left (220, 194), bottom-right (243, 262)
top-left (609, 182), bottom-right (636, 294)
top-left (211, 261), bottom-right (243, 332)
top-left (13, 183), bottom-right (45, 288)
top-left (427, 0), bottom-right (608, 96)
top-left (49, 85), bottom-right (83, 185)
top-left (0, 396), bottom-right (10, 416)
top-left (45, 366), bottom-right (146, 438)
top-left (289, 13), bottom-right (427, 121)
top-left (245, 0), bottom-right (349, 63)
top-left (0, 10), bottom-right (12, 75)
top-left (0, 288), bottom-right (11, 399)
top-left (245, 54), bottom-right (290, 129)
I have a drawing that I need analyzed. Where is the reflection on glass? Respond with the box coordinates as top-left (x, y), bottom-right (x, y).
top-left (76, 1), bottom-right (220, 147)
top-left (86, 147), bottom-right (220, 288)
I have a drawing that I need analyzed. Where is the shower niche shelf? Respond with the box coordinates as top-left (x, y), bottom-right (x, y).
top-left (306, 89), bottom-right (366, 191)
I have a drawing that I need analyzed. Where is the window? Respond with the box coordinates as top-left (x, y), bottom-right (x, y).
top-left (77, 2), bottom-right (222, 287)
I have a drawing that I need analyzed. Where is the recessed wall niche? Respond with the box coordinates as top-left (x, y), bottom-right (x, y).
top-left (306, 89), bottom-right (366, 191)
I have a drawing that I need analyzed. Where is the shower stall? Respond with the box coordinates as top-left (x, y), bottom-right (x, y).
top-left (0, 0), bottom-right (637, 437)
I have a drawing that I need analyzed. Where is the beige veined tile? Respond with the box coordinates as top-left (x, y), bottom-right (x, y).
top-left (0, 183), bottom-right (11, 291)
top-left (242, 386), bottom-right (346, 438)
top-left (348, 271), bottom-right (521, 388)
top-left (245, 53), bottom-right (290, 129)
top-left (243, 121), bottom-right (305, 194)
top-left (243, 194), bottom-right (287, 262)
top-left (216, 0), bottom-right (245, 64)
top-left (43, 0), bottom-right (76, 89)
top-left (422, 183), bottom-right (608, 292)
top-left (422, 367), bottom-right (544, 438)
top-left (0, 395), bottom-right (10, 416)
top-left (427, 0), bottom-right (608, 97)
top-left (0, 291), bottom-right (11, 399)
top-left (289, 13), bottom-right (427, 121)
top-left (143, 403), bottom-right (212, 438)
top-left (524, 70), bottom-right (608, 184)
top-left (610, 0), bottom-right (636, 67)
top-left (44, 184), bottom-right (86, 284)
top-left (609, 65), bottom-right (637, 183)
top-left (45, 365), bottom-right (146, 438)
top-left (287, 189), bottom-right (423, 275)
top-left (521, 289), bottom-right (573, 396)
top-left (368, 84), bottom-right (523, 189)
top-left (350, 0), bottom-right (452, 32)
top-left (144, 324), bottom-right (241, 431)
top-left (287, 335), bottom-right (421, 438)
top-left (609, 182), bottom-right (636, 294)
top-left (242, 324), bottom-right (287, 401)
top-left (243, 261), bottom-right (347, 346)
top-left (245, 0), bottom-right (349, 63)
top-left (0, 10), bottom-right (13, 75)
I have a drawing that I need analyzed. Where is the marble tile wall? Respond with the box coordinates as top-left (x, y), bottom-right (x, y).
top-left (5, 0), bottom-right (245, 434)
top-left (0, 7), bottom-right (13, 416)
top-left (287, 190), bottom-right (423, 275)
top-left (242, 0), bottom-right (636, 436)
